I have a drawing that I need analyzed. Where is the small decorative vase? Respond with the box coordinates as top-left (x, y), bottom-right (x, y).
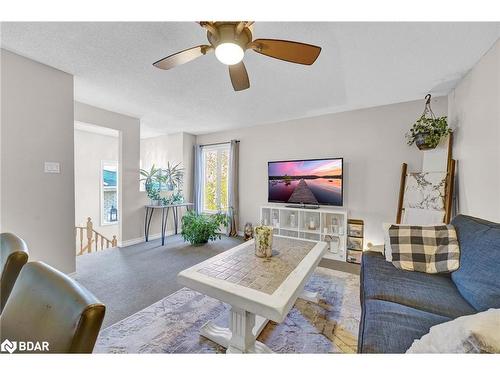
top-left (308, 218), bottom-right (316, 230)
top-left (244, 222), bottom-right (254, 241)
top-left (254, 226), bottom-right (273, 258)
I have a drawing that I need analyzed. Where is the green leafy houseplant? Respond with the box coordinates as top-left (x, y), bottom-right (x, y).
top-left (406, 115), bottom-right (451, 150)
top-left (181, 211), bottom-right (229, 246)
top-left (140, 163), bottom-right (185, 205)
top-left (160, 162), bottom-right (184, 191)
top-left (140, 164), bottom-right (162, 203)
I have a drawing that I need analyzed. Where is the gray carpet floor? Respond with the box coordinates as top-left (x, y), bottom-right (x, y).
top-left (74, 235), bottom-right (243, 328)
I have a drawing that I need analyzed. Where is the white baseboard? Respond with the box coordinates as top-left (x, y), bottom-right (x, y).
top-left (119, 230), bottom-right (175, 247)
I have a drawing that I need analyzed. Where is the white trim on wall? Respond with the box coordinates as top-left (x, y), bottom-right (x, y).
top-left (118, 230), bottom-right (175, 248)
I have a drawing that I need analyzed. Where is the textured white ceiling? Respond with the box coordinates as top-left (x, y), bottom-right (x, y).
top-left (1, 22), bottom-right (498, 137)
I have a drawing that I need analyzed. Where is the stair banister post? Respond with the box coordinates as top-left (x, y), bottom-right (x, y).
top-left (86, 217), bottom-right (93, 254)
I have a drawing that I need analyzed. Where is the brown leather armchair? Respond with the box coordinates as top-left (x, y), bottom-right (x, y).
top-left (1, 232), bottom-right (29, 313)
top-left (0, 261), bottom-right (105, 353)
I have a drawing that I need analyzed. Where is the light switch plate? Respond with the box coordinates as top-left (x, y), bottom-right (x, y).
top-left (44, 162), bottom-right (60, 173)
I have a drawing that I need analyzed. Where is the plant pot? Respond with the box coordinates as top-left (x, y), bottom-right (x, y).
top-left (192, 240), bottom-right (208, 246)
top-left (414, 132), bottom-right (436, 150)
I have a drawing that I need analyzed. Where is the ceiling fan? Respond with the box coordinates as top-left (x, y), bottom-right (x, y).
top-left (152, 21), bottom-right (322, 91)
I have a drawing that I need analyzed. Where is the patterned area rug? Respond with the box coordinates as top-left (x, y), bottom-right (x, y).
top-left (94, 267), bottom-right (360, 353)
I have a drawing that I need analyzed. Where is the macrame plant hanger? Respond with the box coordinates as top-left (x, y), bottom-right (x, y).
top-left (396, 94), bottom-right (456, 224)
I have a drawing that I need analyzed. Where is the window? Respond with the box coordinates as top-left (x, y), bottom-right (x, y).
top-left (101, 161), bottom-right (119, 225)
top-left (202, 144), bottom-right (229, 213)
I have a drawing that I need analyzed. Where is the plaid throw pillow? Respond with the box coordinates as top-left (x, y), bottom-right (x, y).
top-left (389, 224), bottom-right (460, 273)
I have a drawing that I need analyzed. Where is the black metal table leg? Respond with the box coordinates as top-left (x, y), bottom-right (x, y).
top-left (145, 207), bottom-right (154, 242)
top-left (165, 207), bottom-right (170, 245)
top-left (144, 206), bottom-right (149, 240)
top-left (161, 207), bottom-right (166, 246)
top-left (173, 206), bottom-right (179, 234)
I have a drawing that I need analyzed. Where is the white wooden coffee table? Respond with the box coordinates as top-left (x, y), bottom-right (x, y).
top-left (177, 236), bottom-right (327, 353)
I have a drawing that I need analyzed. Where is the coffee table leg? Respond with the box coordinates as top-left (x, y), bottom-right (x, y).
top-left (200, 307), bottom-right (272, 353)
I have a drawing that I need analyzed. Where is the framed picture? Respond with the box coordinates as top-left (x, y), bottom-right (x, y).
top-left (348, 222), bottom-right (363, 238)
top-left (347, 236), bottom-right (363, 251)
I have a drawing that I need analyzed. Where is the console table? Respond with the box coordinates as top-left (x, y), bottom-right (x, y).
top-left (178, 236), bottom-right (327, 353)
top-left (144, 203), bottom-right (193, 246)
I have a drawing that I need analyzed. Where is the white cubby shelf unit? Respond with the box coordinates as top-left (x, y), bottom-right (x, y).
top-left (260, 205), bottom-right (348, 262)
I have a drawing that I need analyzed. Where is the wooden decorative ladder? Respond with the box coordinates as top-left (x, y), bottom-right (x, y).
top-left (76, 217), bottom-right (118, 255)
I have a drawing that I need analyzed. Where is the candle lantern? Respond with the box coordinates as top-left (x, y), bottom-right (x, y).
top-left (109, 205), bottom-right (118, 222)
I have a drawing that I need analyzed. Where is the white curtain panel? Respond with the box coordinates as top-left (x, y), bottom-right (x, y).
top-left (193, 144), bottom-right (203, 214)
top-left (227, 140), bottom-right (239, 237)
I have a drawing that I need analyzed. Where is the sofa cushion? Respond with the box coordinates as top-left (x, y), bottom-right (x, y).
top-left (451, 215), bottom-right (500, 311)
top-left (358, 299), bottom-right (450, 353)
top-left (361, 251), bottom-right (476, 318)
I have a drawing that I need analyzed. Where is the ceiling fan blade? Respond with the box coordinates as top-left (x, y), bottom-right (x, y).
top-left (251, 39), bottom-right (321, 65)
top-left (153, 45), bottom-right (212, 70)
top-left (228, 61), bottom-right (250, 91)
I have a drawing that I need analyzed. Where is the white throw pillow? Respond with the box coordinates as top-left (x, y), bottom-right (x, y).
top-left (407, 308), bottom-right (500, 353)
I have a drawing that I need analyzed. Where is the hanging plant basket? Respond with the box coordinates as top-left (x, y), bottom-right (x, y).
top-left (414, 132), bottom-right (434, 150)
top-left (406, 94), bottom-right (451, 150)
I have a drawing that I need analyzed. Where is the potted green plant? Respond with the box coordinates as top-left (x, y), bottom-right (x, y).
top-left (140, 164), bottom-right (162, 205)
top-left (181, 211), bottom-right (229, 246)
top-left (160, 162), bottom-right (184, 192)
top-left (406, 116), bottom-right (451, 150)
top-left (406, 95), bottom-right (452, 150)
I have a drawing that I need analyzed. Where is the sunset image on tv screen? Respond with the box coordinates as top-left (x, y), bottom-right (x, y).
top-left (268, 158), bottom-right (343, 206)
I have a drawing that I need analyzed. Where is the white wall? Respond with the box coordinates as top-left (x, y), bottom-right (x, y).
top-left (196, 97), bottom-right (448, 246)
top-left (140, 132), bottom-right (195, 202)
top-left (74, 102), bottom-right (143, 245)
top-left (139, 132), bottom-right (196, 238)
top-left (448, 40), bottom-right (500, 223)
top-left (74, 128), bottom-right (119, 239)
top-left (140, 135), bottom-right (169, 173)
top-left (182, 133), bottom-right (196, 202)
top-left (1, 49), bottom-right (76, 273)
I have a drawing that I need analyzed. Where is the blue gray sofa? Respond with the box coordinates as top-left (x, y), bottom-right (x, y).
top-left (357, 215), bottom-right (500, 353)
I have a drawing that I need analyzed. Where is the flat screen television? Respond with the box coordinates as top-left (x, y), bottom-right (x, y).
top-left (268, 158), bottom-right (343, 206)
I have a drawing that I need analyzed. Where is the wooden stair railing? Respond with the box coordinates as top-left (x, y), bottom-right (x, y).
top-left (76, 217), bottom-right (118, 255)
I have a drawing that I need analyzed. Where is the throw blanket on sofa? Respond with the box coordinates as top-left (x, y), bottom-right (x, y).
top-left (389, 224), bottom-right (460, 273)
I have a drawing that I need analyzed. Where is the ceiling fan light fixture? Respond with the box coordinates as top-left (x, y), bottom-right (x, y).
top-left (215, 42), bottom-right (244, 65)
